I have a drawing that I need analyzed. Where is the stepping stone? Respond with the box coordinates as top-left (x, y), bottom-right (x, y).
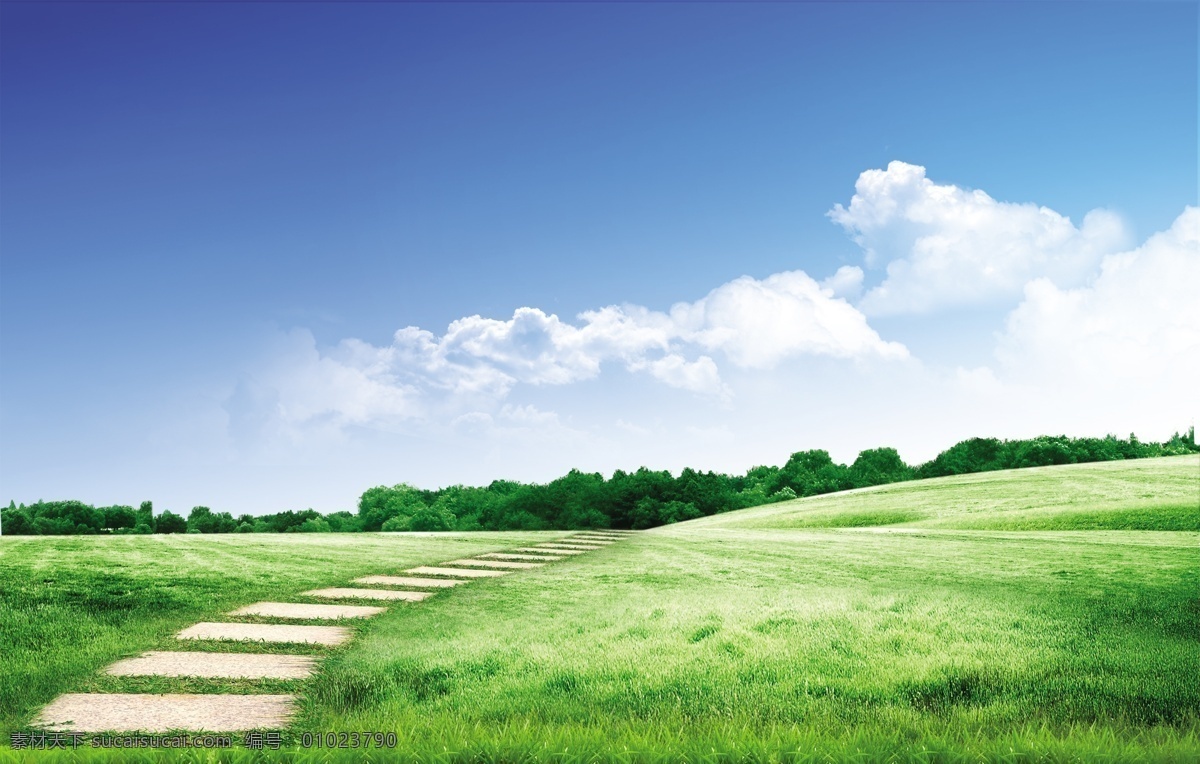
top-left (568, 537), bottom-right (614, 543)
top-left (478, 552), bottom-right (564, 561)
top-left (106, 651), bottom-right (316, 680)
top-left (444, 559), bottom-right (544, 570)
top-left (406, 566), bottom-right (508, 578)
top-left (177, 622), bottom-right (350, 647)
top-left (575, 534), bottom-right (624, 539)
top-left (537, 543), bottom-right (606, 550)
top-left (518, 546), bottom-right (586, 555)
top-left (354, 575), bottom-right (465, 588)
top-left (228, 602), bottom-right (385, 620)
top-left (34, 693), bottom-right (295, 733)
top-left (303, 587), bottom-right (431, 602)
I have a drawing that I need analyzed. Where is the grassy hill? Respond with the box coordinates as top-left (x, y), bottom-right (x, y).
top-left (686, 454), bottom-right (1199, 531)
top-left (1, 456), bottom-right (1197, 762)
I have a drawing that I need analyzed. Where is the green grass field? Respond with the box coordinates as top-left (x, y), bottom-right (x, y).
top-left (2, 456), bottom-right (1197, 762)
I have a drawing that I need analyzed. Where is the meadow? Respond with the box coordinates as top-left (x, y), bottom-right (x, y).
top-left (1, 456), bottom-right (1197, 762)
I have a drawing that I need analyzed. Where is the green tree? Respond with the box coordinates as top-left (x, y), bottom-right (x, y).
top-left (358, 484), bottom-right (427, 531)
top-left (101, 505), bottom-right (137, 531)
top-left (849, 447), bottom-right (913, 488)
top-left (409, 502), bottom-right (456, 532)
top-left (2, 502), bottom-right (34, 535)
top-left (380, 515), bottom-right (410, 532)
top-left (187, 506), bottom-right (237, 533)
top-left (135, 501), bottom-right (155, 531)
top-left (155, 510), bottom-right (187, 534)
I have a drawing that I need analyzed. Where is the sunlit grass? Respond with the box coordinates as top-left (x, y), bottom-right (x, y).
top-left (2, 456), bottom-right (1197, 761)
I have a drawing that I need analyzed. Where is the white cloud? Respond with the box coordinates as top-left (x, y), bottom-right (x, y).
top-left (228, 269), bottom-right (906, 445)
top-left (821, 265), bottom-right (865, 300)
top-left (668, 270), bottom-right (907, 368)
top-left (632, 354), bottom-right (728, 398)
top-left (230, 329), bottom-right (420, 433)
top-left (829, 161), bottom-right (1132, 315)
top-left (995, 206), bottom-right (1199, 397)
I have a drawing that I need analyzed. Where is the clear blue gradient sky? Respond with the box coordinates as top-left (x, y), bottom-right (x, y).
top-left (2, 2), bottom-right (1196, 515)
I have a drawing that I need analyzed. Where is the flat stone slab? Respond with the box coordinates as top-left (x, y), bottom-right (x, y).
top-left (444, 559), bottom-right (544, 569)
top-left (106, 651), bottom-right (316, 680)
top-left (518, 546), bottom-right (585, 555)
top-left (177, 622), bottom-right (350, 646)
top-left (567, 537), bottom-right (614, 543)
top-left (406, 566), bottom-right (508, 578)
top-left (537, 543), bottom-right (607, 550)
top-left (303, 587), bottom-right (431, 602)
top-left (354, 575), bottom-right (465, 588)
top-left (35, 693), bottom-right (295, 733)
top-left (478, 552), bottom-right (563, 561)
top-left (228, 602), bottom-right (385, 620)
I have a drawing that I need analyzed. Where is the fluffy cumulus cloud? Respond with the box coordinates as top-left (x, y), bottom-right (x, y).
top-left (670, 271), bottom-right (906, 368)
top-left (829, 161), bottom-right (1132, 315)
top-left (227, 270), bottom-right (906, 442)
top-left (223, 164), bottom-right (1195, 477)
top-left (995, 206), bottom-right (1199, 394)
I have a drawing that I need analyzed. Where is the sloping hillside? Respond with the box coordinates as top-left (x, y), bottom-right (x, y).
top-left (676, 454), bottom-right (1199, 531)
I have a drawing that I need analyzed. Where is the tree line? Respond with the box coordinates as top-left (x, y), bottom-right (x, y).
top-left (3, 429), bottom-right (1195, 536)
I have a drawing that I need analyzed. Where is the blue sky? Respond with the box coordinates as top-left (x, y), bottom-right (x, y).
top-left (2, 2), bottom-right (1196, 516)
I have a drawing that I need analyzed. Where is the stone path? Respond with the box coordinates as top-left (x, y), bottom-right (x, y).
top-left (536, 543), bottom-right (608, 551)
top-left (229, 602), bottom-right (386, 620)
top-left (443, 559), bottom-right (544, 569)
top-left (478, 552), bottom-right (564, 561)
top-left (303, 587), bottom-right (432, 602)
top-left (406, 565), bottom-right (508, 578)
top-left (177, 622), bottom-right (352, 647)
top-left (353, 575), bottom-right (464, 588)
top-left (107, 652), bottom-right (316, 680)
top-left (35, 694), bottom-right (295, 733)
top-left (32, 529), bottom-right (639, 733)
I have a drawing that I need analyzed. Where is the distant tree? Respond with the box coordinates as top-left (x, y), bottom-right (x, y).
top-left (1010, 436), bottom-right (1076, 468)
top-left (2, 502), bottom-right (34, 535)
top-left (101, 505), bottom-right (137, 531)
top-left (155, 510), bottom-right (188, 534)
top-left (187, 506), bottom-right (236, 534)
top-left (409, 503), bottom-right (455, 532)
top-left (325, 511), bottom-right (363, 533)
top-left (28, 501), bottom-right (104, 535)
top-left (135, 501), bottom-right (155, 531)
top-left (657, 500), bottom-right (701, 525)
top-left (380, 515), bottom-right (410, 532)
top-left (358, 484), bottom-right (427, 531)
top-left (297, 517), bottom-right (332, 533)
top-left (849, 447), bottom-right (913, 488)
